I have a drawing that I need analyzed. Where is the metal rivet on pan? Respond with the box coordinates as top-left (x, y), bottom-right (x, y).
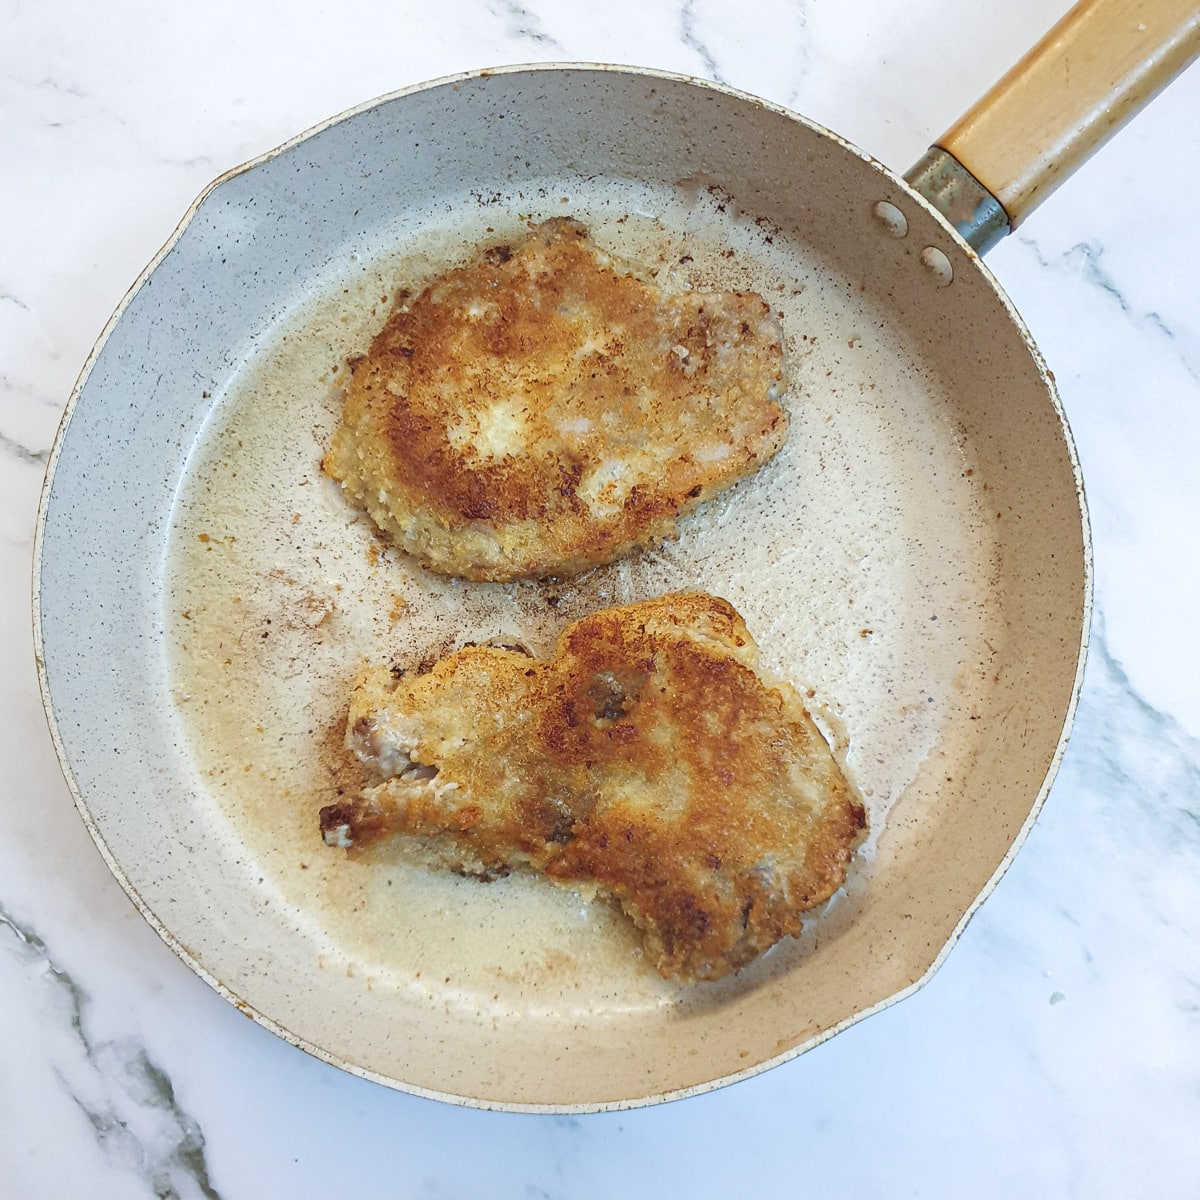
top-left (872, 200), bottom-right (908, 238)
top-left (920, 246), bottom-right (954, 286)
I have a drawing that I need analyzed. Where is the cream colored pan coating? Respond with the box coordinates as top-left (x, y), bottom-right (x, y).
top-left (36, 66), bottom-right (1089, 1110)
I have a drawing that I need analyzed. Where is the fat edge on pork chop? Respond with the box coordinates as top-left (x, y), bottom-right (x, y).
top-left (323, 219), bottom-right (788, 582)
top-left (320, 593), bottom-right (867, 983)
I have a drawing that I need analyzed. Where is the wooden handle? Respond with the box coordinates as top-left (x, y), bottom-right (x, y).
top-left (937, 0), bottom-right (1200, 229)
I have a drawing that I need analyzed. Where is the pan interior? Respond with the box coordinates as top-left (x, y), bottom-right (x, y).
top-left (40, 68), bottom-right (1086, 1110)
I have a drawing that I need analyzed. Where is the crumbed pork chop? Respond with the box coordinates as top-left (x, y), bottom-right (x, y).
top-left (323, 219), bottom-right (787, 582)
top-left (320, 594), bottom-right (866, 983)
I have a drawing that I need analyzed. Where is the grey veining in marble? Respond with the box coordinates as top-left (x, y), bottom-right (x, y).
top-left (2, 906), bottom-right (223, 1199)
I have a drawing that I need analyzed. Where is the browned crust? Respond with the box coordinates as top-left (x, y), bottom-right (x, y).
top-left (321, 593), bottom-right (866, 982)
top-left (323, 219), bottom-right (787, 581)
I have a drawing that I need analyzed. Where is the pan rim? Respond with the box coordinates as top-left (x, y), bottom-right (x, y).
top-left (31, 62), bottom-right (1094, 1113)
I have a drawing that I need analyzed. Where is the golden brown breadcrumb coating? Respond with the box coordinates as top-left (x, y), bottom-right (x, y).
top-left (323, 219), bottom-right (787, 581)
top-left (320, 593), bottom-right (865, 983)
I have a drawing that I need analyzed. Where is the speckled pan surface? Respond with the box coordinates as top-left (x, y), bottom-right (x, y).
top-left (34, 66), bottom-right (1089, 1111)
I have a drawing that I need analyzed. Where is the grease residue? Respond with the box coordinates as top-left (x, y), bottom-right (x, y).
top-left (165, 180), bottom-right (1003, 1019)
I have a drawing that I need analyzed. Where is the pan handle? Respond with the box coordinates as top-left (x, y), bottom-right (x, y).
top-left (905, 0), bottom-right (1200, 253)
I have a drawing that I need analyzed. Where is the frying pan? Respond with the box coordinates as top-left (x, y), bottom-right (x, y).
top-left (33, 0), bottom-right (1200, 1111)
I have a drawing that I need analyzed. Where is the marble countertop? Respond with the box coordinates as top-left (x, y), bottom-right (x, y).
top-left (4, 0), bottom-right (1199, 1195)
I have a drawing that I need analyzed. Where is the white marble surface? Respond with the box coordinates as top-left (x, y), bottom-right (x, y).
top-left (4, 0), bottom-right (1200, 1195)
